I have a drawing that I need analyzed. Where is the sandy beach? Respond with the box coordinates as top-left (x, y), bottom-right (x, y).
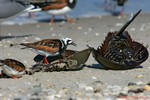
top-left (0, 13), bottom-right (150, 99)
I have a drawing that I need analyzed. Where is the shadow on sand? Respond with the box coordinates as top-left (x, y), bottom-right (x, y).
top-left (0, 34), bottom-right (33, 40)
top-left (86, 64), bottom-right (143, 70)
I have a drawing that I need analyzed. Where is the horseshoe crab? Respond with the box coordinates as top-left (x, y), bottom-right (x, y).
top-left (30, 48), bottom-right (92, 73)
top-left (92, 9), bottom-right (149, 70)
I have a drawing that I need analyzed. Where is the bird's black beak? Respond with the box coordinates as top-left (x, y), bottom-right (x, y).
top-left (72, 42), bottom-right (77, 46)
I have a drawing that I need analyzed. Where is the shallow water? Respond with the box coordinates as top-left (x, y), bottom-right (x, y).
top-left (1, 0), bottom-right (150, 24)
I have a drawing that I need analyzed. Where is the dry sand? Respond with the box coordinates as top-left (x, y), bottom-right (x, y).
top-left (0, 14), bottom-right (150, 99)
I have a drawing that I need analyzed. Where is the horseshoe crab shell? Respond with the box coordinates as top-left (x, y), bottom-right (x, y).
top-left (92, 42), bottom-right (149, 70)
top-left (92, 9), bottom-right (149, 70)
top-left (30, 48), bottom-right (92, 72)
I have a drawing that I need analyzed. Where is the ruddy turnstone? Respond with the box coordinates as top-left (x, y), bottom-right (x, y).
top-left (27, 0), bottom-right (77, 23)
top-left (0, 59), bottom-right (28, 78)
top-left (19, 37), bottom-right (77, 64)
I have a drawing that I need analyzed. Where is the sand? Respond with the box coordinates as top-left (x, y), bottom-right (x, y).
top-left (0, 14), bottom-right (150, 99)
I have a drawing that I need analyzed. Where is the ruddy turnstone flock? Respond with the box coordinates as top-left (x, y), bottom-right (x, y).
top-left (0, 58), bottom-right (29, 79)
top-left (27, 0), bottom-right (77, 23)
top-left (19, 37), bottom-right (76, 64)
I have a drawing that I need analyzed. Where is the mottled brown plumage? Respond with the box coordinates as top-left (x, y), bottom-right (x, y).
top-left (20, 38), bottom-right (76, 64)
top-left (28, 0), bottom-right (77, 23)
top-left (21, 39), bottom-right (62, 54)
top-left (0, 59), bottom-right (27, 78)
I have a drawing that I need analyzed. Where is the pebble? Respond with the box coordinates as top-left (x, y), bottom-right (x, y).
top-left (136, 74), bottom-right (143, 79)
top-left (95, 33), bottom-right (99, 36)
top-left (130, 28), bottom-right (135, 31)
top-left (92, 76), bottom-right (97, 80)
top-left (115, 23), bottom-right (123, 26)
top-left (8, 33), bottom-right (12, 36)
top-left (88, 27), bottom-right (93, 31)
top-left (51, 33), bottom-right (56, 36)
top-left (35, 37), bottom-right (41, 41)
top-left (50, 27), bottom-right (53, 31)
top-left (77, 27), bottom-right (82, 30)
top-left (136, 81), bottom-right (144, 85)
top-left (84, 32), bottom-right (88, 35)
top-left (128, 82), bottom-right (137, 86)
top-left (144, 85), bottom-right (150, 91)
top-left (85, 86), bottom-right (94, 91)
top-left (24, 37), bottom-right (28, 40)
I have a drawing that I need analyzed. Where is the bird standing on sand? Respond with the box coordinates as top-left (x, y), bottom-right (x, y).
top-left (19, 37), bottom-right (77, 64)
top-left (0, 58), bottom-right (29, 78)
top-left (27, 0), bottom-right (77, 23)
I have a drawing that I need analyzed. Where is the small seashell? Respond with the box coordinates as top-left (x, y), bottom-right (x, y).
top-left (136, 74), bottom-right (143, 79)
top-left (50, 28), bottom-right (53, 31)
top-left (95, 33), bottom-right (99, 36)
top-left (92, 76), bottom-right (97, 80)
top-left (7, 53), bottom-right (11, 56)
top-left (35, 37), bottom-right (41, 41)
top-left (55, 94), bottom-right (62, 98)
top-left (85, 86), bottom-right (93, 91)
top-left (0, 93), bottom-right (3, 96)
top-left (23, 60), bottom-right (28, 64)
top-left (24, 37), bottom-right (28, 40)
top-left (77, 26), bottom-right (82, 30)
top-left (46, 95), bottom-right (55, 100)
top-left (8, 33), bottom-right (12, 36)
top-left (115, 23), bottom-right (123, 26)
top-left (52, 33), bottom-right (56, 36)
top-left (75, 91), bottom-right (82, 96)
top-left (7, 40), bottom-right (11, 43)
top-left (88, 27), bottom-right (93, 31)
top-left (136, 81), bottom-right (143, 85)
top-left (130, 28), bottom-right (135, 31)
top-left (4, 45), bottom-right (7, 48)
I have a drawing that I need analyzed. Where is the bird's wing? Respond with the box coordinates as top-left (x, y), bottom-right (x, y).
top-left (41, 2), bottom-right (67, 10)
top-left (35, 39), bottom-right (62, 54)
top-left (29, 0), bottom-right (67, 10)
top-left (21, 39), bottom-right (62, 54)
top-left (3, 59), bottom-right (26, 72)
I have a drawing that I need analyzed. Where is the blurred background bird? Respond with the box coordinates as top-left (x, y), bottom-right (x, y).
top-left (26, 0), bottom-right (77, 24)
top-left (104, 0), bottom-right (128, 16)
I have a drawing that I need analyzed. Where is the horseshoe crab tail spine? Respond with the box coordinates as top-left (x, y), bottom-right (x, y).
top-left (117, 9), bottom-right (141, 36)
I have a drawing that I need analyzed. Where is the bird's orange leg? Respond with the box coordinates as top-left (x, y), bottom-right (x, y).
top-left (64, 15), bottom-right (74, 23)
top-left (43, 57), bottom-right (49, 64)
top-left (50, 15), bottom-right (55, 24)
top-left (12, 76), bottom-right (18, 79)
